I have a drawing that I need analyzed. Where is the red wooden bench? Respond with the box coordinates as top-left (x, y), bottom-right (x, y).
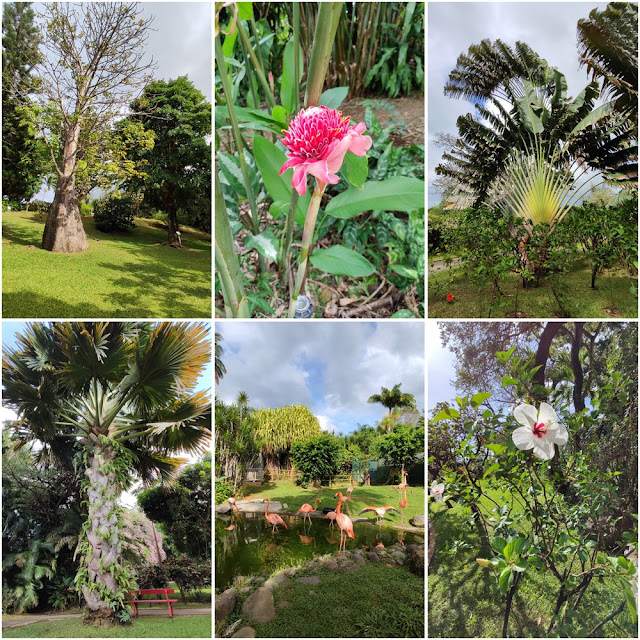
top-left (129, 588), bottom-right (178, 618)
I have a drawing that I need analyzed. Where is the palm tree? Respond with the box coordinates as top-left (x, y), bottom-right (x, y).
top-left (367, 384), bottom-right (416, 419)
top-left (215, 332), bottom-right (227, 384)
top-left (3, 322), bottom-right (211, 623)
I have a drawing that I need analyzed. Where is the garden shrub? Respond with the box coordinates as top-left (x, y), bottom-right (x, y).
top-left (29, 199), bottom-right (51, 213)
top-left (164, 556), bottom-right (210, 602)
top-left (290, 434), bottom-right (344, 486)
top-left (135, 563), bottom-right (168, 589)
top-left (93, 195), bottom-right (136, 232)
top-left (79, 200), bottom-right (94, 217)
top-left (214, 479), bottom-right (234, 504)
top-left (428, 203), bottom-right (463, 255)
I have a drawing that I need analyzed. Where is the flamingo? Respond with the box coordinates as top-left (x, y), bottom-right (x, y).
top-left (334, 491), bottom-right (354, 554)
top-left (297, 498), bottom-right (322, 527)
top-left (323, 494), bottom-right (343, 528)
top-left (263, 498), bottom-right (287, 533)
top-left (227, 497), bottom-right (240, 513)
top-left (359, 504), bottom-right (401, 524)
top-left (397, 471), bottom-right (409, 491)
top-left (225, 523), bottom-right (235, 530)
top-left (399, 486), bottom-right (408, 524)
top-left (346, 476), bottom-right (354, 498)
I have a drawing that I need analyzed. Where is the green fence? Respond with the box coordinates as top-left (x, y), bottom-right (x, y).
top-left (351, 459), bottom-right (424, 485)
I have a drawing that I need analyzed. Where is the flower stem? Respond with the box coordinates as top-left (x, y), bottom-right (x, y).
top-left (288, 180), bottom-right (326, 317)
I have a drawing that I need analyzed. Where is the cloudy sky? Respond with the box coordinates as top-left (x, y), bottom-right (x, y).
top-left (426, 322), bottom-right (456, 412)
top-left (428, 1), bottom-right (609, 207)
top-left (216, 322), bottom-right (425, 435)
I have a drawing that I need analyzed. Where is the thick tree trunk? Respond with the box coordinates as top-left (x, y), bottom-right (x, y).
top-left (80, 447), bottom-right (124, 622)
top-left (164, 182), bottom-right (180, 246)
top-left (42, 123), bottom-right (88, 253)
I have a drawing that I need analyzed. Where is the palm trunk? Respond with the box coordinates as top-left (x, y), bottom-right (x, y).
top-left (42, 123), bottom-right (89, 253)
top-left (80, 447), bottom-right (125, 622)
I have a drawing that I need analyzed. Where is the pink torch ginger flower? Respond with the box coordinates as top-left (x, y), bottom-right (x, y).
top-left (512, 402), bottom-right (568, 460)
top-left (279, 106), bottom-right (372, 196)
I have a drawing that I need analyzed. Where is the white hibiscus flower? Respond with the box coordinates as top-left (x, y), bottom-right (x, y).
top-left (512, 402), bottom-right (568, 460)
top-left (430, 481), bottom-right (445, 502)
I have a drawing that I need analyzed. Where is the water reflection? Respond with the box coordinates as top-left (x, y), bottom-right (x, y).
top-left (215, 512), bottom-right (424, 590)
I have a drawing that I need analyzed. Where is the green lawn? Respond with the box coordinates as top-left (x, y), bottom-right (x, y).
top-left (428, 259), bottom-right (638, 318)
top-left (226, 563), bottom-right (423, 638)
top-left (2, 211), bottom-right (211, 318)
top-left (2, 615), bottom-right (211, 638)
top-left (238, 479), bottom-right (425, 527)
top-left (428, 496), bottom-right (636, 638)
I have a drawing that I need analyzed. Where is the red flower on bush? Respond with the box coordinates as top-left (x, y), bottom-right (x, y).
top-left (279, 106), bottom-right (372, 196)
top-left (446, 293), bottom-right (454, 302)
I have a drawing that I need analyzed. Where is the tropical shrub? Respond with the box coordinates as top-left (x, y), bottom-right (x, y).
top-left (93, 194), bottom-right (136, 232)
top-left (164, 556), bottom-right (210, 602)
top-left (290, 434), bottom-right (345, 487)
top-left (214, 479), bottom-right (234, 505)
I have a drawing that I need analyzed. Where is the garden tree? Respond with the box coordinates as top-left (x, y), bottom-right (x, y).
top-left (2, 432), bottom-right (84, 613)
top-left (2, 322), bottom-right (211, 623)
top-left (345, 424), bottom-right (379, 457)
top-left (32, 3), bottom-right (155, 252)
top-left (367, 383), bottom-right (416, 419)
top-left (374, 423), bottom-right (424, 480)
top-left (214, 392), bottom-right (261, 490)
top-left (126, 77), bottom-right (212, 244)
top-left (427, 402), bottom-right (467, 482)
top-left (253, 405), bottom-right (321, 473)
top-left (137, 455), bottom-right (212, 561)
top-left (215, 332), bottom-right (226, 384)
top-left (290, 434), bottom-right (346, 487)
top-left (2, 2), bottom-right (47, 202)
top-left (379, 405), bottom-right (423, 432)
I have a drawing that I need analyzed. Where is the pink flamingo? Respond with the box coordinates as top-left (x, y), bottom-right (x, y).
top-left (263, 498), bottom-right (287, 533)
top-left (346, 476), bottom-right (354, 498)
top-left (397, 471), bottom-right (409, 491)
top-left (334, 491), bottom-right (354, 554)
top-left (227, 497), bottom-right (240, 513)
top-left (323, 494), bottom-right (343, 528)
top-left (359, 504), bottom-right (400, 524)
top-left (297, 498), bottom-right (322, 526)
top-left (399, 486), bottom-right (408, 524)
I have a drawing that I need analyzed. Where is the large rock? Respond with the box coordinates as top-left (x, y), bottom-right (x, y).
top-left (231, 628), bottom-right (256, 638)
top-left (410, 514), bottom-right (425, 527)
top-left (323, 558), bottom-right (338, 571)
top-left (352, 554), bottom-right (366, 566)
top-left (215, 588), bottom-right (238, 623)
top-left (408, 544), bottom-right (425, 577)
top-left (242, 587), bottom-right (275, 624)
top-left (367, 552), bottom-right (380, 563)
top-left (235, 500), bottom-right (284, 513)
top-left (264, 572), bottom-right (288, 590)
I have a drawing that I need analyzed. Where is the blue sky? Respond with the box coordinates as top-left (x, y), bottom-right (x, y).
top-left (216, 321), bottom-right (425, 435)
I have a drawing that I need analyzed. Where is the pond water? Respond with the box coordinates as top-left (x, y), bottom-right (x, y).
top-left (215, 512), bottom-right (424, 591)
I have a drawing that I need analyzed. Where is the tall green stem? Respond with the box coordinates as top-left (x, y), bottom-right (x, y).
top-left (215, 170), bottom-right (250, 318)
top-left (293, 3), bottom-right (301, 113)
top-left (288, 180), bottom-right (326, 317)
top-left (236, 19), bottom-right (276, 111)
top-left (304, 3), bottom-right (343, 107)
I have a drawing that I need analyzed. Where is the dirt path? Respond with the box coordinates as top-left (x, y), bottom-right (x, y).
top-left (2, 608), bottom-right (212, 630)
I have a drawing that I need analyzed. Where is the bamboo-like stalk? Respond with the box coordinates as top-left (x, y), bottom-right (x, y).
top-left (238, 35), bottom-right (259, 109)
top-left (293, 3), bottom-right (301, 114)
top-left (236, 19), bottom-right (276, 112)
top-left (215, 35), bottom-right (260, 236)
top-left (304, 2), bottom-right (344, 107)
top-left (215, 170), bottom-right (250, 318)
top-left (288, 180), bottom-right (327, 317)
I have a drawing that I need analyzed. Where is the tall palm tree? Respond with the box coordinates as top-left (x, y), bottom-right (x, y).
top-left (2, 322), bottom-right (211, 623)
top-left (367, 384), bottom-right (416, 419)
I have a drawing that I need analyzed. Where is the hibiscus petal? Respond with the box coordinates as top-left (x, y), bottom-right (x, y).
top-left (538, 402), bottom-right (559, 426)
top-left (550, 424), bottom-right (569, 446)
top-left (532, 437), bottom-right (555, 460)
top-left (512, 426), bottom-right (535, 450)
top-left (514, 404), bottom-right (537, 428)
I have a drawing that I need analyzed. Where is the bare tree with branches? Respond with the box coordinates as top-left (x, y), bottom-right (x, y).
top-left (33, 3), bottom-right (155, 252)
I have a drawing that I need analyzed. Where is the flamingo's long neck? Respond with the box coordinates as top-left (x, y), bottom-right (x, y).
top-left (314, 498), bottom-right (321, 510)
top-left (264, 499), bottom-right (270, 517)
top-left (335, 495), bottom-right (343, 514)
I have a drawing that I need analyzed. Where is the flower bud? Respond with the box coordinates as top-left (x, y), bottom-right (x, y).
top-left (476, 558), bottom-right (491, 568)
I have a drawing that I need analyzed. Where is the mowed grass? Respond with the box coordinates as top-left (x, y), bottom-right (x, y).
top-left (239, 479), bottom-right (426, 527)
top-left (2, 211), bottom-right (211, 318)
top-left (2, 615), bottom-right (211, 638)
top-left (428, 259), bottom-right (638, 318)
top-left (428, 494), bottom-right (636, 638)
top-left (224, 563), bottom-right (424, 638)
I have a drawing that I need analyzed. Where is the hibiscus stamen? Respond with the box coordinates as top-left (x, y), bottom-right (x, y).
top-left (532, 422), bottom-right (547, 438)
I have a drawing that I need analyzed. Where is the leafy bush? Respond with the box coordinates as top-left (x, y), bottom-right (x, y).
top-left (135, 563), bottom-right (168, 589)
top-left (47, 576), bottom-right (80, 610)
top-left (29, 199), bottom-right (51, 213)
top-left (374, 423), bottom-right (425, 478)
top-left (2, 197), bottom-right (22, 212)
top-left (79, 201), bottom-right (94, 217)
top-left (214, 479), bottom-right (234, 504)
top-left (290, 434), bottom-right (345, 486)
top-left (93, 195), bottom-right (136, 232)
top-left (164, 556), bottom-right (210, 602)
top-left (428, 203), bottom-right (463, 255)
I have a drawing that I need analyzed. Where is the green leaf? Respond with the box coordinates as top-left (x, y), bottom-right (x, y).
top-left (237, 2), bottom-right (253, 20)
top-left (326, 177), bottom-right (425, 219)
top-left (271, 105), bottom-right (288, 124)
top-left (502, 376), bottom-right (518, 388)
top-left (390, 310), bottom-right (415, 318)
top-left (433, 406), bottom-right (460, 421)
top-left (487, 443), bottom-right (507, 456)
top-left (623, 579), bottom-right (638, 624)
top-left (281, 39), bottom-right (303, 115)
top-left (253, 136), bottom-right (310, 222)
top-left (342, 152), bottom-right (369, 189)
top-left (492, 537), bottom-right (507, 554)
top-left (269, 201), bottom-right (289, 219)
top-left (483, 463), bottom-right (500, 479)
top-left (498, 567), bottom-right (514, 594)
top-left (217, 152), bottom-right (247, 197)
top-left (244, 230), bottom-right (279, 261)
top-left (513, 560), bottom-right (528, 573)
top-left (471, 392), bottom-right (493, 408)
top-left (309, 245), bottom-right (376, 277)
top-left (389, 264), bottom-right (419, 280)
top-left (319, 86), bottom-right (349, 110)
